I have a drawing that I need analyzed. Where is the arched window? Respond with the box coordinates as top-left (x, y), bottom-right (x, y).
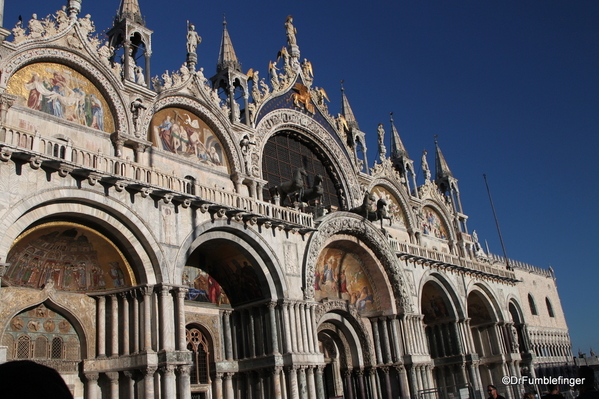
top-left (186, 327), bottom-right (210, 385)
top-left (34, 336), bottom-right (48, 358)
top-left (528, 294), bottom-right (538, 316)
top-left (545, 297), bottom-right (555, 317)
top-left (16, 336), bottom-right (31, 359)
top-left (51, 337), bottom-right (64, 359)
top-left (184, 176), bottom-right (196, 195)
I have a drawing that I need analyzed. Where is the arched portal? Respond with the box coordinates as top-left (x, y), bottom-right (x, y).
top-left (421, 279), bottom-right (469, 395)
top-left (467, 289), bottom-right (509, 398)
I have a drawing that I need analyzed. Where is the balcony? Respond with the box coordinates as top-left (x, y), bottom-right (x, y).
top-left (0, 125), bottom-right (314, 231)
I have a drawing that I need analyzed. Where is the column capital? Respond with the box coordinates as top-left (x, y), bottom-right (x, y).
top-left (178, 365), bottom-right (191, 376)
top-left (85, 372), bottom-right (100, 382)
top-left (354, 367), bottom-right (364, 377)
top-left (224, 372), bottom-right (234, 380)
top-left (272, 366), bottom-right (284, 374)
top-left (173, 286), bottom-right (188, 298)
top-left (316, 365), bottom-right (325, 374)
top-left (380, 366), bottom-right (390, 374)
top-left (393, 364), bottom-right (405, 372)
top-left (161, 364), bottom-right (176, 375)
top-left (145, 366), bottom-right (158, 376)
top-left (105, 371), bottom-right (119, 382)
top-left (268, 301), bottom-right (278, 310)
top-left (367, 367), bottom-right (377, 377)
top-left (123, 370), bottom-right (135, 379)
top-left (140, 285), bottom-right (155, 296)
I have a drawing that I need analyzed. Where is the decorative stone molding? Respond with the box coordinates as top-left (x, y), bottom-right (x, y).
top-left (254, 108), bottom-right (360, 207)
top-left (304, 212), bottom-right (413, 313)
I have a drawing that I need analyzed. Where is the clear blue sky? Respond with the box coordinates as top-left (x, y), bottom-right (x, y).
top-left (4, 1), bottom-right (598, 354)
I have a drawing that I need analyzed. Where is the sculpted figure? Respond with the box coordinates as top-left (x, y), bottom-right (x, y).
top-left (285, 15), bottom-right (297, 46)
top-left (55, 7), bottom-right (70, 31)
top-left (135, 66), bottom-right (146, 86)
top-left (78, 14), bottom-right (95, 37)
top-left (186, 23), bottom-right (201, 54)
top-left (98, 44), bottom-right (113, 67)
top-left (28, 14), bottom-right (45, 38)
top-left (162, 71), bottom-right (172, 89)
top-left (180, 63), bottom-right (190, 80)
top-left (130, 98), bottom-right (146, 135)
top-left (12, 20), bottom-right (26, 44)
top-left (421, 150), bottom-right (431, 181)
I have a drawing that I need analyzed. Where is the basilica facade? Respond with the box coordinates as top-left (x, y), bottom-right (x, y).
top-left (0, 1), bottom-right (573, 399)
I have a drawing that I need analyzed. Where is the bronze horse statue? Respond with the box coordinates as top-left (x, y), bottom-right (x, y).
top-left (350, 192), bottom-right (392, 228)
top-left (300, 174), bottom-right (324, 204)
top-left (269, 167), bottom-right (308, 206)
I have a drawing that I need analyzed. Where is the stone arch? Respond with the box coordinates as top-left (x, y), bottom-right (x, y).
top-left (2, 48), bottom-right (128, 133)
top-left (417, 200), bottom-right (457, 248)
top-left (466, 283), bottom-right (504, 323)
top-left (0, 291), bottom-right (95, 360)
top-left (146, 95), bottom-right (241, 174)
top-left (255, 109), bottom-right (361, 208)
top-left (304, 212), bottom-right (413, 314)
top-left (0, 188), bottom-right (164, 285)
top-left (177, 220), bottom-right (288, 302)
top-left (418, 272), bottom-right (466, 320)
top-left (368, 178), bottom-right (415, 231)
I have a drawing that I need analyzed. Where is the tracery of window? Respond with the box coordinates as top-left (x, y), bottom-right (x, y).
top-left (262, 132), bottom-right (341, 208)
top-left (186, 327), bottom-right (210, 385)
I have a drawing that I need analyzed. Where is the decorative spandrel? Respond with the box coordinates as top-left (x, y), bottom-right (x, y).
top-left (7, 62), bottom-right (115, 133)
top-left (314, 247), bottom-right (379, 313)
top-left (3, 222), bottom-right (134, 292)
top-left (149, 107), bottom-right (228, 172)
top-left (182, 266), bottom-right (230, 305)
top-left (421, 206), bottom-right (448, 240)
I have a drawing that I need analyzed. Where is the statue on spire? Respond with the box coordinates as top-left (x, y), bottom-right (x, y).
top-left (377, 123), bottom-right (387, 162)
top-left (186, 22), bottom-right (201, 70)
top-left (285, 15), bottom-right (297, 46)
top-left (421, 150), bottom-right (431, 181)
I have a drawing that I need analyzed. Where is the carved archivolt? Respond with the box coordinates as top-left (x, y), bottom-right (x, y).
top-left (1, 48), bottom-right (127, 133)
top-left (304, 212), bottom-right (413, 314)
top-left (368, 177), bottom-right (415, 231)
top-left (255, 109), bottom-right (361, 207)
top-left (148, 96), bottom-right (242, 174)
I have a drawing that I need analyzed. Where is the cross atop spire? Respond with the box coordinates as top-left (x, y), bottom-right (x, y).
top-left (116, 0), bottom-right (144, 25)
top-left (217, 17), bottom-right (241, 72)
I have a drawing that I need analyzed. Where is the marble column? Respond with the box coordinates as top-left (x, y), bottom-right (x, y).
top-left (307, 366), bottom-right (317, 399)
top-left (299, 367), bottom-right (308, 399)
top-left (395, 364), bottom-right (412, 399)
top-left (248, 308), bottom-right (257, 358)
top-left (301, 304), bottom-right (310, 354)
top-left (287, 366), bottom-right (299, 399)
top-left (224, 373), bottom-right (234, 399)
top-left (355, 368), bottom-right (366, 399)
top-left (142, 286), bottom-right (153, 352)
top-left (161, 365), bottom-right (176, 399)
top-left (85, 372), bottom-right (99, 399)
top-left (96, 296), bottom-right (106, 358)
top-left (272, 367), bottom-right (283, 399)
top-left (120, 293), bottom-right (130, 355)
top-left (390, 316), bottom-right (402, 361)
top-left (315, 366), bottom-right (325, 399)
top-left (144, 367), bottom-right (157, 399)
top-left (178, 365), bottom-right (192, 399)
top-left (367, 368), bottom-right (379, 399)
top-left (110, 295), bottom-right (119, 357)
top-left (344, 370), bottom-right (355, 399)
top-left (294, 303), bottom-right (304, 353)
top-left (214, 373), bottom-right (223, 399)
top-left (281, 301), bottom-right (292, 353)
top-left (223, 311), bottom-right (233, 360)
top-left (268, 301), bottom-right (280, 354)
top-left (380, 318), bottom-right (392, 364)
top-left (381, 367), bottom-right (392, 399)
top-left (310, 304), bottom-right (319, 354)
top-left (289, 303), bottom-right (298, 353)
top-left (371, 318), bottom-right (383, 364)
top-left (132, 291), bottom-right (140, 353)
top-left (174, 287), bottom-right (187, 351)
top-left (106, 372), bottom-right (119, 399)
top-left (159, 285), bottom-right (175, 351)
top-left (304, 304), bottom-right (315, 353)
top-left (123, 371), bottom-right (135, 399)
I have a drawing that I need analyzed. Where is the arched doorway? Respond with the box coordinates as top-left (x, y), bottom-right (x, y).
top-left (421, 280), bottom-right (468, 397)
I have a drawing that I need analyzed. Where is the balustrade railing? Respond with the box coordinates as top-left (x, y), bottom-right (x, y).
top-left (0, 126), bottom-right (314, 228)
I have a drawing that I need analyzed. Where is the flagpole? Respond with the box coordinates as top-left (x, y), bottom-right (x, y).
top-left (483, 174), bottom-right (511, 270)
